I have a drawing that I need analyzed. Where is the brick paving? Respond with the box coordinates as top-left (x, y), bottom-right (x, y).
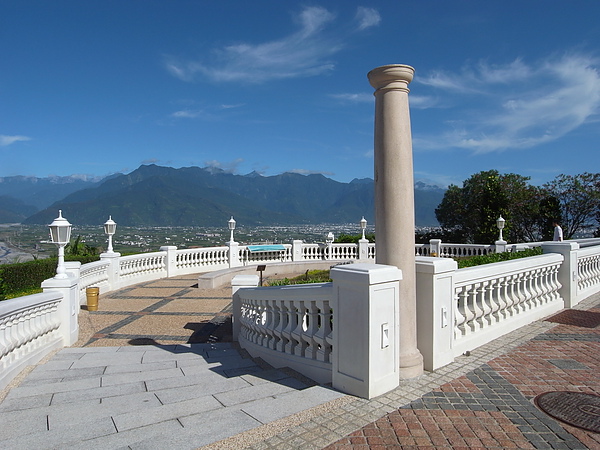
top-left (322, 298), bottom-right (600, 450)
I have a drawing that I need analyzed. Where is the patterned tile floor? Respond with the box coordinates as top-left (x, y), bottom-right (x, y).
top-left (76, 275), bottom-right (234, 347)
top-left (323, 300), bottom-right (600, 450)
top-left (73, 276), bottom-right (599, 449)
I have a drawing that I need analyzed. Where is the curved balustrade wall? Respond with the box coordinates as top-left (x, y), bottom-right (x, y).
top-left (234, 283), bottom-right (334, 384)
top-left (175, 246), bottom-right (229, 272)
top-left (0, 292), bottom-right (63, 389)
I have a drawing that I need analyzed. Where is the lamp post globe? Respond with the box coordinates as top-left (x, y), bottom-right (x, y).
top-left (228, 216), bottom-right (236, 244)
top-left (360, 216), bottom-right (367, 240)
top-left (48, 210), bottom-right (72, 279)
top-left (103, 215), bottom-right (117, 253)
top-left (496, 216), bottom-right (506, 243)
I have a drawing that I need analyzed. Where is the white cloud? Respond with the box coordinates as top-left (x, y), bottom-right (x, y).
top-left (355, 7), bottom-right (381, 31)
top-left (204, 158), bottom-right (245, 173)
top-left (171, 109), bottom-right (204, 119)
top-left (165, 6), bottom-right (380, 84)
top-left (414, 52), bottom-right (600, 154)
top-left (0, 135), bottom-right (31, 146)
top-left (329, 92), bottom-right (373, 103)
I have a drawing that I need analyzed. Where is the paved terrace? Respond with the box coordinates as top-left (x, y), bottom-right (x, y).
top-left (1, 274), bottom-right (598, 449)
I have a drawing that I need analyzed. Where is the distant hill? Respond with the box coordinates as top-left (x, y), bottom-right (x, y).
top-left (0, 174), bottom-right (106, 210)
top-left (11, 165), bottom-right (444, 227)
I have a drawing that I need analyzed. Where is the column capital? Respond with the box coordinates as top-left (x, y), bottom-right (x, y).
top-left (368, 64), bottom-right (414, 92)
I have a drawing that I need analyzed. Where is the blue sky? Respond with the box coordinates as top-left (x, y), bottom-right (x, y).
top-left (1, 1), bottom-right (599, 188)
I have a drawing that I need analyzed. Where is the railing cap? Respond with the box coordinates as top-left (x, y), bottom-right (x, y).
top-left (331, 263), bottom-right (402, 284)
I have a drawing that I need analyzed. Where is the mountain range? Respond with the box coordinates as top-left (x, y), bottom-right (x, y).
top-left (0, 165), bottom-right (445, 227)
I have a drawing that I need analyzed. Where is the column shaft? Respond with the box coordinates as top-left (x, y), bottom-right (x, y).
top-left (368, 64), bottom-right (424, 379)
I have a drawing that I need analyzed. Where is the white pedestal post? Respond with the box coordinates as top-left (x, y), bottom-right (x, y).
top-left (42, 274), bottom-right (80, 346)
top-left (331, 263), bottom-right (402, 399)
top-left (100, 251), bottom-right (121, 295)
top-left (368, 64), bottom-right (424, 379)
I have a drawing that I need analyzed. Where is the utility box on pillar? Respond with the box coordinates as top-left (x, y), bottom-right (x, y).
top-left (330, 263), bottom-right (401, 399)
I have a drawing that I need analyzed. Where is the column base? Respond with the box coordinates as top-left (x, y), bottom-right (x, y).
top-left (399, 350), bottom-right (424, 379)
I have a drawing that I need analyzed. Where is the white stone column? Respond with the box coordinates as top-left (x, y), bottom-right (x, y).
top-left (368, 64), bottom-right (424, 379)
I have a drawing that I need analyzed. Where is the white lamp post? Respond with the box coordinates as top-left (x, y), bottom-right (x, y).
top-left (103, 215), bottom-right (117, 253)
top-left (228, 216), bottom-right (236, 244)
top-left (360, 216), bottom-right (367, 241)
top-left (496, 216), bottom-right (506, 243)
top-left (48, 210), bottom-right (72, 279)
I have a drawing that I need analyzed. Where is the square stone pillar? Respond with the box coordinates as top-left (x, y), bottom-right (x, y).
top-left (331, 263), bottom-right (402, 399)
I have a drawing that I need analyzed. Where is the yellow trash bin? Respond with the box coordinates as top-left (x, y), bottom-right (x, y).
top-left (86, 287), bottom-right (99, 311)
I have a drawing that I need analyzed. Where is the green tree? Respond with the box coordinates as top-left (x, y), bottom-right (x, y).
top-left (65, 235), bottom-right (99, 257)
top-left (435, 170), bottom-right (557, 244)
top-left (543, 173), bottom-right (600, 239)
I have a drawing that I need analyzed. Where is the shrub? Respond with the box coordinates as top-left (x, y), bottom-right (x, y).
top-left (457, 247), bottom-right (543, 269)
top-left (268, 270), bottom-right (331, 286)
top-left (0, 255), bottom-right (100, 300)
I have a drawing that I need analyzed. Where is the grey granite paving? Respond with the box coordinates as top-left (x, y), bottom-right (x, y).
top-left (0, 342), bottom-right (345, 449)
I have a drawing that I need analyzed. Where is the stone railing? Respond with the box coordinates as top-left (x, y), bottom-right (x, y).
top-left (232, 264), bottom-right (403, 398)
top-left (577, 245), bottom-right (600, 297)
top-left (0, 292), bottom-right (63, 389)
top-left (0, 270), bottom-right (80, 390)
top-left (233, 280), bottom-right (334, 385)
top-left (452, 253), bottom-right (563, 356)
top-left (232, 241), bottom-right (600, 389)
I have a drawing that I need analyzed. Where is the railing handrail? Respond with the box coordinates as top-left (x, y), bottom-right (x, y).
top-left (454, 252), bottom-right (564, 284)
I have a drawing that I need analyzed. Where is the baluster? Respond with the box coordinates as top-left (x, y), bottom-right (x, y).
top-left (468, 283), bottom-right (482, 333)
top-left (323, 303), bottom-right (333, 363)
top-left (269, 300), bottom-right (282, 350)
top-left (521, 270), bottom-right (534, 312)
top-left (511, 272), bottom-right (524, 314)
top-left (262, 300), bottom-right (275, 349)
top-left (314, 303), bottom-right (330, 361)
top-left (0, 315), bottom-right (11, 367)
top-left (532, 268), bottom-right (543, 308)
top-left (238, 298), bottom-right (250, 341)
top-left (479, 281), bottom-right (493, 327)
top-left (540, 266), bottom-right (552, 304)
top-left (454, 286), bottom-right (468, 339)
top-left (282, 300), bottom-right (295, 355)
top-left (302, 301), bottom-right (319, 359)
top-left (246, 299), bottom-right (259, 344)
top-left (274, 301), bottom-right (288, 353)
top-left (489, 277), bottom-right (503, 323)
top-left (291, 301), bottom-right (307, 357)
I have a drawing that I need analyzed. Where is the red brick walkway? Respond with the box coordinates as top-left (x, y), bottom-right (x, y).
top-left (325, 303), bottom-right (600, 449)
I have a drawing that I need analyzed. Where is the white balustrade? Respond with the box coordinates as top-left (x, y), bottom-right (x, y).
top-left (0, 292), bottom-right (63, 389)
top-left (440, 243), bottom-right (494, 258)
top-left (240, 245), bottom-right (293, 265)
top-left (79, 259), bottom-right (111, 300)
top-left (119, 251), bottom-right (167, 284)
top-left (329, 243), bottom-right (358, 260)
top-left (175, 246), bottom-right (229, 272)
top-left (577, 247), bottom-right (600, 295)
top-left (301, 243), bottom-right (324, 261)
top-left (452, 253), bottom-right (563, 356)
top-left (235, 282), bottom-right (334, 383)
